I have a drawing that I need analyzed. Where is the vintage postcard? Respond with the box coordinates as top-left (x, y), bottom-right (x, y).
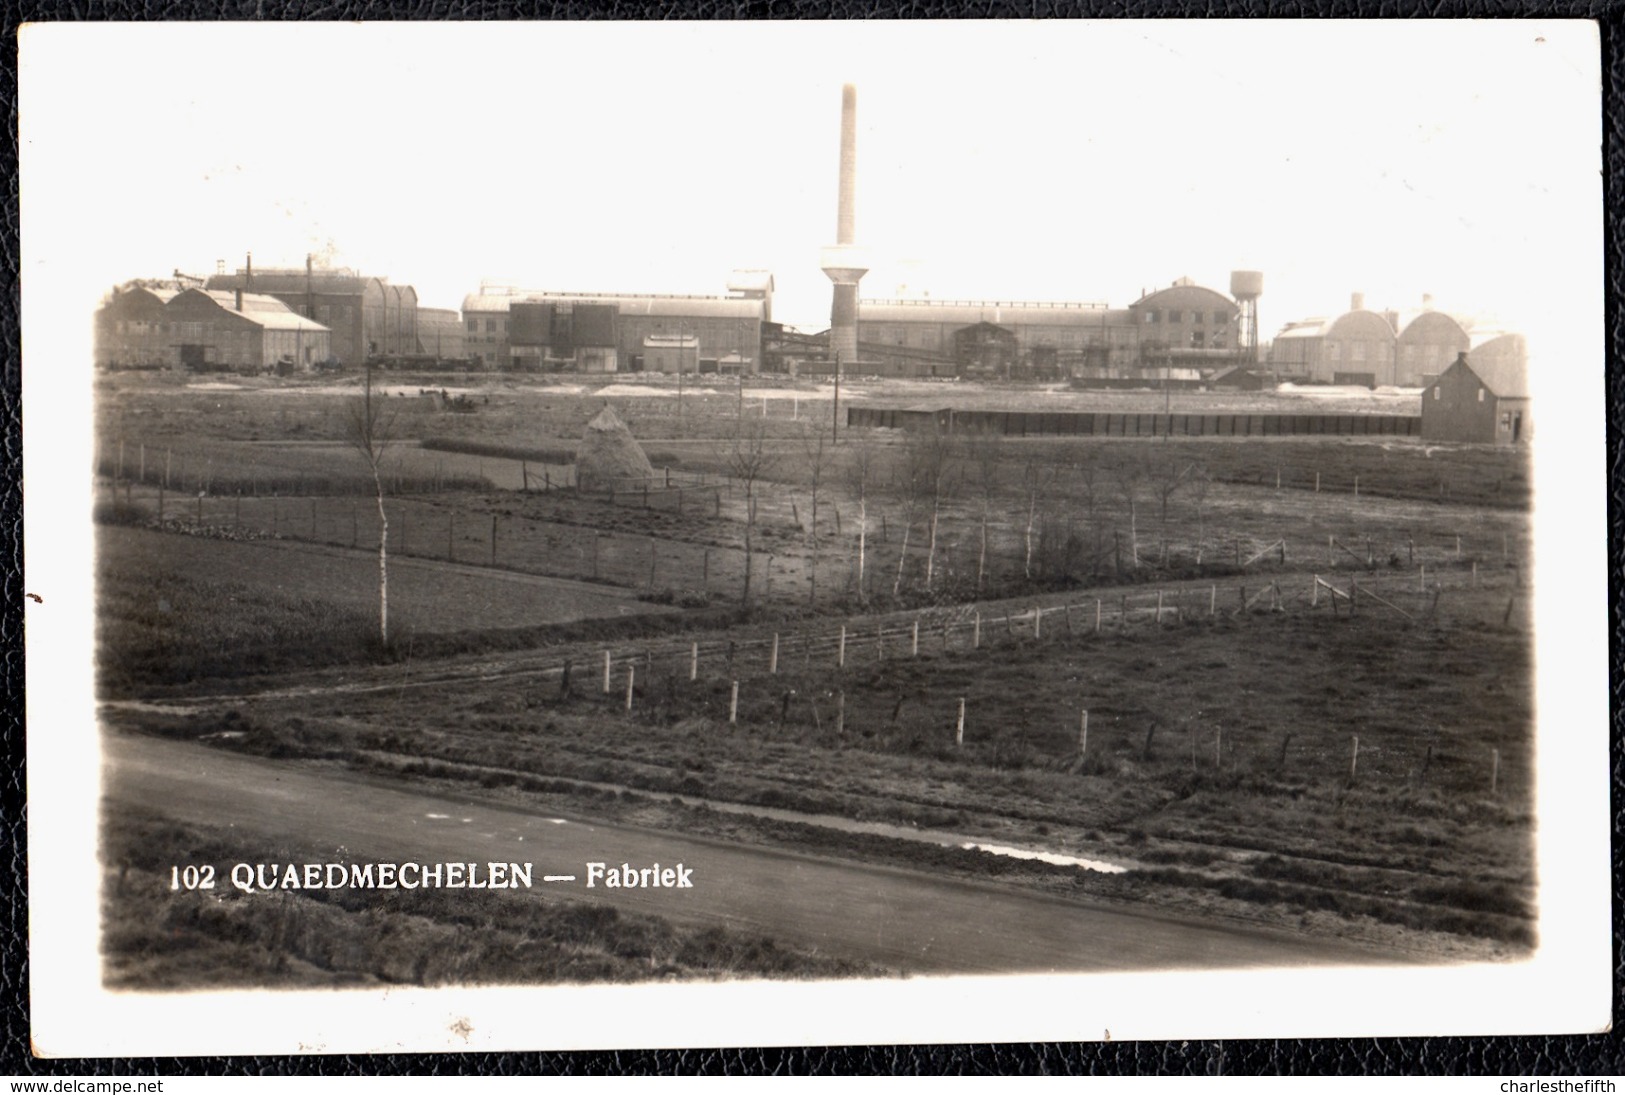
top-left (20, 20), bottom-right (1609, 1056)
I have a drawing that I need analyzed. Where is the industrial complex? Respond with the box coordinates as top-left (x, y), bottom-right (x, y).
top-left (92, 83), bottom-right (1528, 429)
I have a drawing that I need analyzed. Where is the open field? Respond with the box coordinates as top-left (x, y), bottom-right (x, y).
top-left (95, 370), bottom-right (1537, 975)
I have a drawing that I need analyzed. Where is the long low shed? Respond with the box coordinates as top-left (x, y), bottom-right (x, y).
top-left (846, 407), bottom-right (1420, 438)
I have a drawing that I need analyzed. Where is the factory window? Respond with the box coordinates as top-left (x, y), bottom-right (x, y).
top-left (1433, 387), bottom-right (1440, 400)
top-left (1214, 311), bottom-right (1228, 325)
top-left (1351, 342), bottom-right (1366, 363)
top-left (1478, 388), bottom-right (1486, 403)
top-left (485, 319), bottom-right (496, 333)
top-left (1145, 310), bottom-right (1160, 323)
top-left (1191, 331), bottom-right (1205, 348)
top-left (468, 319), bottom-right (477, 332)
top-left (1168, 311), bottom-right (1181, 323)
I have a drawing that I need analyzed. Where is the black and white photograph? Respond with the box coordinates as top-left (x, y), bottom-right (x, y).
top-left (20, 19), bottom-right (1609, 1056)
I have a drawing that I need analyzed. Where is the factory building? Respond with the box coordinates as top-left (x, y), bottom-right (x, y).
top-left (461, 275), bottom-right (770, 373)
top-left (1421, 351), bottom-right (1529, 444)
top-left (1395, 309), bottom-right (1471, 387)
top-left (95, 282), bottom-right (179, 368)
top-left (1270, 294), bottom-right (1398, 386)
top-left (415, 307), bottom-right (467, 362)
top-left (855, 299), bottom-right (1135, 379)
top-left (850, 277), bottom-right (1241, 381)
top-left (206, 258), bottom-right (418, 366)
top-left (1129, 281), bottom-right (1241, 367)
top-left (158, 288), bottom-right (331, 372)
top-left (1272, 294), bottom-right (1526, 390)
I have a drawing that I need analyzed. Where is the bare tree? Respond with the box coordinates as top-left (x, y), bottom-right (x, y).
top-left (1021, 455), bottom-right (1059, 580)
top-left (1108, 453), bottom-right (1145, 572)
top-left (1150, 457), bottom-right (1191, 566)
top-left (1188, 461), bottom-right (1212, 564)
top-left (799, 423), bottom-right (837, 606)
top-left (841, 432), bottom-right (881, 603)
top-left (724, 415), bottom-right (780, 609)
top-left (345, 365), bottom-right (397, 647)
top-left (901, 422), bottom-right (960, 593)
top-left (966, 429), bottom-right (1005, 593)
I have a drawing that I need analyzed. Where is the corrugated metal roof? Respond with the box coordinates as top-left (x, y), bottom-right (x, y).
top-left (197, 290), bottom-right (330, 332)
top-left (1274, 320), bottom-right (1328, 340)
top-left (1462, 355), bottom-right (1528, 399)
top-left (1129, 283), bottom-right (1235, 310)
top-left (726, 269), bottom-right (774, 293)
top-left (859, 300), bottom-right (1129, 327)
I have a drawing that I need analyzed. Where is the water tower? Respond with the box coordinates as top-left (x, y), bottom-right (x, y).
top-left (1230, 270), bottom-right (1263, 365)
top-left (821, 85), bottom-right (867, 366)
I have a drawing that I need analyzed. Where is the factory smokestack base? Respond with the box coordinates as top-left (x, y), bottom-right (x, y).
top-left (821, 83), bottom-right (867, 367)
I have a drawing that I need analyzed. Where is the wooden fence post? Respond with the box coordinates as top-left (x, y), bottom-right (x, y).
top-left (702, 548), bottom-right (710, 589)
top-left (1491, 747), bottom-right (1500, 796)
top-left (729, 681), bottom-right (739, 725)
top-left (1032, 608), bottom-right (1040, 641)
top-left (603, 651), bottom-right (612, 694)
top-left (690, 642), bottom-right (698, 682)
top-left (1350, 735), bottom-right (1359, 782)
top-left (1214, 728), bottom-right (1222, 770)
top-left (1314, 470), bottom-right (1320, 493)
top-left (956, 698), bottom-right (966, 747)
top-left (625, 667), bottom-right (636, 712)
top-left (522, 461), bottom-right (529, 491)
top-left (836, 690), bottom-right (845, 737)
top-left (974, 612), bottom-right (982, 649)
top-left (912, 619), bottom-right (920, 656)
top-left (770, 633), bottom-right (779, 675)
top-left (1418, 565), bottom-right (1425, 593)
top-left (838, 625), bottom-right (847, 668)
top-left (1095, 600), bottom-right (1102, 633)
top-left (1078, 709), bottom-right (1088, 756)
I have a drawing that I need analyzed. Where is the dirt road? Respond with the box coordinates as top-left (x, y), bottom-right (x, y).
top-left (104, 733), bottom-right (1397, 976)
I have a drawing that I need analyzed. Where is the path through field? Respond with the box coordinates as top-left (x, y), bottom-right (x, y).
top-left (104, 733), bottom-right (1399, 976)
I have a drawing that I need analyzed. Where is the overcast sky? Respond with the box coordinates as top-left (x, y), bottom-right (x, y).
top-left (22, 20), bottom-right (1600, 351)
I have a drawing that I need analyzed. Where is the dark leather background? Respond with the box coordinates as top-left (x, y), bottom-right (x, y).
top-left (1, 1), bottom-right (1619, 1075)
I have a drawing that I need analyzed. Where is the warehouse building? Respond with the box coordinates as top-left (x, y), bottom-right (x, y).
top-left (159, 288), bottom-right (331, 372)
top-left (1421, 351), bottom-right (1529, 444)
top-left (1395, 309), bottom-right (1471, 387)
top-left (206, 258), bottom-right (418, 366)
top-left (462, 274), bottom-right (770, 373)
top-left (854, 299), bottom-right (1135, 379)
top-left (1128, 281), bottom-right (1241, 368)
top-left (95, 282), bottom-right (179, 368)
top-left (1270, 294), bottom-right (1399, 386)
top-left (416, 307), bottom-right (467, 362)
top-left (850, 277), bottom-right (1240, 381)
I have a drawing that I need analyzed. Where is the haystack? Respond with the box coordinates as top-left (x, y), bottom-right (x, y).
top-left (575, 405), bottom-right (654, 493)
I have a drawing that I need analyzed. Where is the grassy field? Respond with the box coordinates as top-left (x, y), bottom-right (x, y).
top-left (95, 370), bottom-right (1538, 965)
